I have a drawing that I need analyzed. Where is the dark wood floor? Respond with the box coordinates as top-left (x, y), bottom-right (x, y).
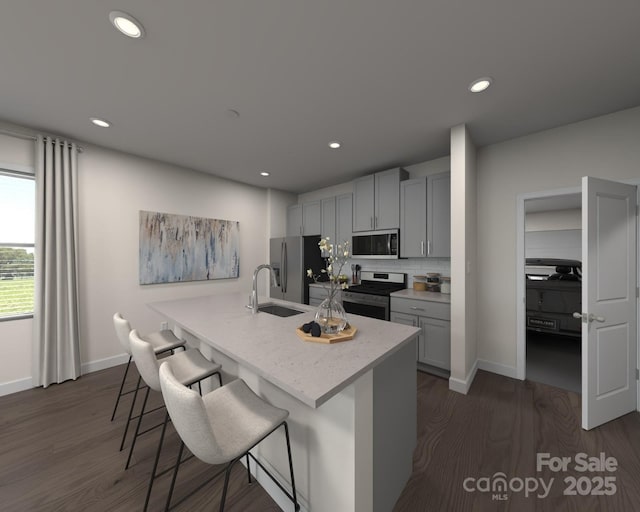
top-left (2, 366), bottom-right (640, 512)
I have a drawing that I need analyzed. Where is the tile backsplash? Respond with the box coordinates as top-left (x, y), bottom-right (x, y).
top-left (348, 257), bottom-right (450, 287)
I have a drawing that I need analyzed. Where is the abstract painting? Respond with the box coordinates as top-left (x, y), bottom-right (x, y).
top-left (139, 211), bottom-right (240, 284)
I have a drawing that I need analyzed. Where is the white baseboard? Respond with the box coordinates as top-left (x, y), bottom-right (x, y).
top-left (477, 359), bottom-right (519, 380)
top-left (80, 353), bottom-right (129, 374)
top-left (0, 353), bottom-right (129, 397)
top-left (0, 377), bottom-right (33, 397)
top-left (449, 359), bottom-right (478, 395)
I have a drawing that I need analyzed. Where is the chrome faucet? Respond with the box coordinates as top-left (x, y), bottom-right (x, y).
top-left (247, 264), bottom-right (278, 314)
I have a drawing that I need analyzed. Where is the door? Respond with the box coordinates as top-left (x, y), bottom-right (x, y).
top-left (580, 176), bottom-right (637, 430)
top-left (303, 201), bottom-right (322, 235)
top-left (269, 237), bottom-right (284, 299)
top-left (336, 193), bottom-right (353, 248)
top-left (400, 178), bottom-right (427, 257)
top-left (427, 172), bottom-right (451, 257)
top-left (287, 205), bottom-right (303, 236)
top-left (353, 175), bottom-right (375, 232)
top-left (283, 236), bottom-right (303, 304)
top-left (321, 197), bottom-right (336, 257)
top-left (375, 169), bottom-right (402, 230)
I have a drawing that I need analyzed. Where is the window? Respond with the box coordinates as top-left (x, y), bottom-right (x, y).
top-left (0, 170), bottom-right (35, 320)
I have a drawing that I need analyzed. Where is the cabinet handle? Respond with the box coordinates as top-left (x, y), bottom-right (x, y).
top-left (420, 241), bottom-right (424, 255)
top-left (427, 240), bottom-right (432, 255)
top-left (410, 306), bottom-right (425, 311)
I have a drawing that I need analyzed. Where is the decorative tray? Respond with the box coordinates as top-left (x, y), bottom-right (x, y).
top-left (295, 324), bottom-right (357, 344)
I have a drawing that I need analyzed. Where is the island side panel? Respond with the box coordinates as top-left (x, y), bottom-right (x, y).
top-left (372, 338), bottom-right (418, 512)
top-left (194, 335), bottom-right (363, 512)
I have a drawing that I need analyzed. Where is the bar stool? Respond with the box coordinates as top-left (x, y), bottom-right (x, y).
top-left (159, 360), bottom-right (300, 512)
top-left (111, 312), bottom-right (186, 422)
top-left (128, 330), bottom-right (223, 511)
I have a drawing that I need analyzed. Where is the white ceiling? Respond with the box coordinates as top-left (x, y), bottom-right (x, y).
top-left (1, 1), bottom-right (639, 193)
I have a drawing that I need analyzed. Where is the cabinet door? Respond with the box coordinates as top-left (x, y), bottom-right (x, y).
top-left (419, 317), bottom-right (450, 370)
top-left (287, 204), bottom-right (303, 237)
top-left (352, 175), bottom-right (375, 232)
top-left (336, 193), bottom-right (353, 248)
top-left (400, 178), bottom-right (427, 258)
top-left (390, 311), bottom-right (420, 361)
top-left (375, 168), bottom-right (406, 230)
top-left (374, 169), bottom-right (399, 230)
top-left (427, 172), bottom-right (451, 257)
top-left (303, 201), bottom-right (322, 235)
top-left (321, 197), bottom-right (336, 256)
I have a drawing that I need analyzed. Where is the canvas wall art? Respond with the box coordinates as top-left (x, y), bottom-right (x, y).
top-left (139, 211), bottom-right (240, 284)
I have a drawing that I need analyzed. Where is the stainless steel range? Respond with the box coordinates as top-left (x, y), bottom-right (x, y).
top-left (342, 271), bottom-right (406, 321)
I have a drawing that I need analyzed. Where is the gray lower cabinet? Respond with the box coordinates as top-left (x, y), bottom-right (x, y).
top-left (390, 297), bottom-right (450, 370)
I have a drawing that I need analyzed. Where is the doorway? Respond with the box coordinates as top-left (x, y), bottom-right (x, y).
top-left (523, 194), bottom-right (582, 392)
top-left (516, 179), bottom-right (640, 430)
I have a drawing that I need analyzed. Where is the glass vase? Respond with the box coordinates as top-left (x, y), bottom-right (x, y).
top-left (314, 297), bottom-right (348, 335)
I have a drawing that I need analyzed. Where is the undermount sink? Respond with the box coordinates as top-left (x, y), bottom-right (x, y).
top-left (257, 303), bottom-right (305, 317)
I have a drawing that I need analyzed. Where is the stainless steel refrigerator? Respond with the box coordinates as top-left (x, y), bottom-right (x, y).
top-left (270, 236), bottom-right (324, 304)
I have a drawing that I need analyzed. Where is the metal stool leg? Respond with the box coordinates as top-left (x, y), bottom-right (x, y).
top-left (111, 356), bottom-right (132, 421)
top-left (219, 460), bottom-right (237, 512)
top-left (143, 411), bottom-right (170, 511)
top-left (284, 422), bottom-right (299, 511)
top-left (125, 386), bottom-right (150, 469)
top-left (120, 375), bottom-right (142, 451)
top-left (164, 441), bottom-right (185, 512)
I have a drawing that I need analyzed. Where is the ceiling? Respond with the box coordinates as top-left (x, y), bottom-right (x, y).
top-left (1, 1), bottom-right (639, 194)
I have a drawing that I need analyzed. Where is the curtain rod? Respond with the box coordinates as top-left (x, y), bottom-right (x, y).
top-left (0, 128), bottom-right (84, 152)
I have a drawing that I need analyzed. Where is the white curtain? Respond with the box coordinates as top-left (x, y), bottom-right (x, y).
top-left (32, 135), bottom-right (81, 388)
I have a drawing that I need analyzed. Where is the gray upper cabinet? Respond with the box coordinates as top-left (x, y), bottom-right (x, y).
top-left (321, 197), bottom-right (336, 256)
top-left (303, 201), bottom-right (322, 235)
top-left (400, 178), bottom-right (427, 257)
top-left (352, 175), bottom-right (375, 232)
top-left (353, 168), bottom-right (408, 232)
top-left (320, 194), bottom-right (352, 256)
top-left (399, 171), bottom-right (450, 258)
top-left (286, 204), bottom-right (303, 237)
top-left (336, 193), bottom-right (353, 247)
top-left (287, 201), bottom-right (322, 236)
top-left (427, 172), bottom-right (450, 257)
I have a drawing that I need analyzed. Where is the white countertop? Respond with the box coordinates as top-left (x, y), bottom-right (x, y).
top-left (390, 288), bottom-right (451, 303)
top-left (148, 292), bottom-right (420, 408)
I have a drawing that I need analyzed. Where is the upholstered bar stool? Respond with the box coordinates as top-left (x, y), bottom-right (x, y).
top-left (159, 360), bottom-right (299, 512)
top-left (111, 312), bottom-right (186, 422)
top-left (128, 330), bottom-right (223, 510)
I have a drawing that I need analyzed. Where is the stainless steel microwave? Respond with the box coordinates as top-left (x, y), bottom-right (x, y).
top-left (351, 230), bottom-right (399, 259)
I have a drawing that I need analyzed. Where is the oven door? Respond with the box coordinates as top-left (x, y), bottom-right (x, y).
top-left (342, 294), bottom-right (389, 320)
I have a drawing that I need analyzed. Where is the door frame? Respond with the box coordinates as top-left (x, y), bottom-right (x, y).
top-left (515, 181), bottom-right (640, 412)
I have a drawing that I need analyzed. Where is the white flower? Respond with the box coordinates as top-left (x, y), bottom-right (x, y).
top-left (343, 251), bottom-right (349, 257)
top-left (327, 264), bottom-right (332, 272)
top-left (306, 269), bottom-right (313, 278)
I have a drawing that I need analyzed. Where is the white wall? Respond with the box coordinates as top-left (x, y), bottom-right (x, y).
top-left (526, 209), bottom-right (581, 231)
top-left (449, 125), bottom-right (477, 393)
top-left (477, 105), bottom-right (640, 372)
top-left (0, 126), bottom-right (293, 394)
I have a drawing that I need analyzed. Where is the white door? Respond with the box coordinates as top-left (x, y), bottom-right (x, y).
top-left (580, 176), bottom-right (637, 430)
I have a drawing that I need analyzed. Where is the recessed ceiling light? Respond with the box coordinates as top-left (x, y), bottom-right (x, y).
top-left (109, 11), bottom-right (145, 39)
top-left (90, 117), bottom-right (111, 128)
top-left (328, 141), bottom-right (341, 149)
top-left (468, 77), bottom-right (493, 93)
top-left (260, 171), bottom-right (270, 177)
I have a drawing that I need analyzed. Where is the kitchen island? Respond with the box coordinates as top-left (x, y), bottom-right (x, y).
top-left (149, 292), bottom-right (420, 512)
